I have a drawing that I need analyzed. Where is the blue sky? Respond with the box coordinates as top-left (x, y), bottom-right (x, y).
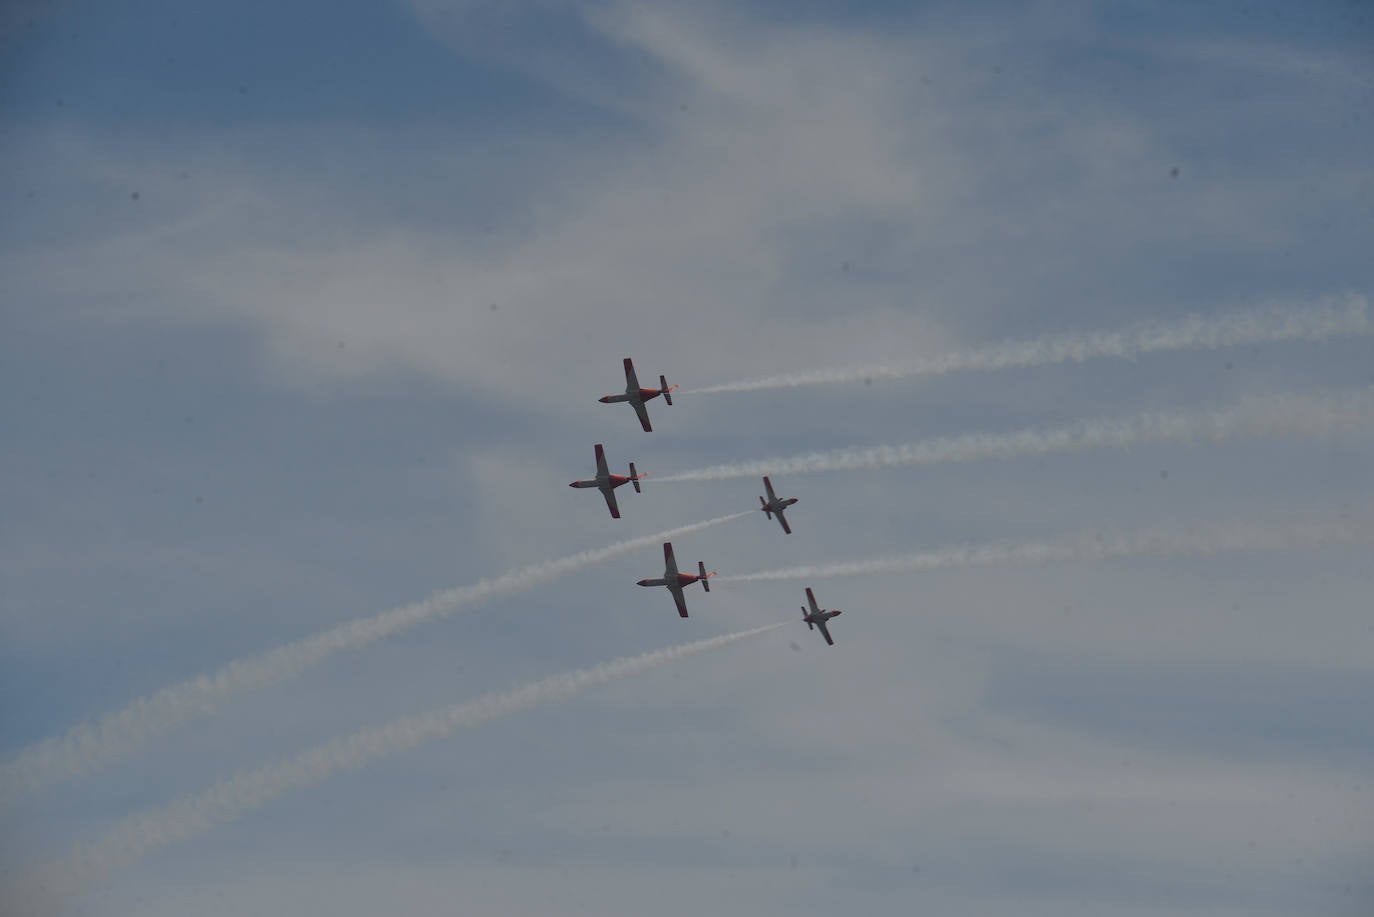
top-left (3, 1), bottom-right (1374, 914)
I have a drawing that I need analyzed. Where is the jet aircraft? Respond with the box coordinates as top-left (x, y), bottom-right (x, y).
top-left (801, 587), bottom-right (843, 646)
top-left (599, 357), bottom-right (677, 432)
top-left (758, 476), bottom-right (798, 534)
top-left (637, 542), bottom-right (714, 618)
top-left (569, 444), bottom-right (644, 519)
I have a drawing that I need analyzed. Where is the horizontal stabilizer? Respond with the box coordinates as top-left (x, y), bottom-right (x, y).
top-left (699, 561), bottom-right (712, 591)
top-left (630, 462), bottom-right (642, 493)
top-left (660, 374), bottom-right (675, 406)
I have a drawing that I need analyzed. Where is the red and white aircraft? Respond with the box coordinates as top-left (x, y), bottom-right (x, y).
top-left (758, 476), bottom-right (799, 534)
top-left (599, 357), bottom-right (677, 432)
top-left (801, 587), bottom-right (843, 646)
top-left (637, 542), bottom-right (714, 618)
top-left (569, 443), bottom-right (644, 519)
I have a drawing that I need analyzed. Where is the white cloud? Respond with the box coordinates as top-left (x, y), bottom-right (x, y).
top-left (10, 2), bottom-right (1368, 416)
top-left (6, 4), bottom-right (1373, 915)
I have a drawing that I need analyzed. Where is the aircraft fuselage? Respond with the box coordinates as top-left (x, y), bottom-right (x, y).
top-left (599, 388), bottom-right (664, 406)
top-left (764, 496), bottom-right (797, 514)
top-left (570, 472), bottom-right (631, 491)
top-left (636, 572), bottom-right (703, 588)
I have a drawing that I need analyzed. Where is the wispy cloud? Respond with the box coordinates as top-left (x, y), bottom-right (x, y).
top-left (5, 3), bottom-right (1373, 914)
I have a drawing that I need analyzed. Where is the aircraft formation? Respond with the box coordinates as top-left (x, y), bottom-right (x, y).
top-left (573, 357), bottom-right (844, 646)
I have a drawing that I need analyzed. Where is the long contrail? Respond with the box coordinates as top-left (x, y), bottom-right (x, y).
top-left (720, 517), bottom-right (1370, 582)
top-left (655, 387), bottom-right (1374, 483)
top-left (0, 512), bottom-right (752, 807)
top-left (28, 624), bottom-right (783, 901)
top-left (687, 296), bottom-right (1371, 394)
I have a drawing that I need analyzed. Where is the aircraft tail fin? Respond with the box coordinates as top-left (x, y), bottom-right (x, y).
top-left (660, 375), bottom-right (677, 406)
top-left (699, 561), bottom-right (713, 591)
top-left (760, 496), bottom-right (772, 518)
top-left (630, 462), bottom-right (643, 493)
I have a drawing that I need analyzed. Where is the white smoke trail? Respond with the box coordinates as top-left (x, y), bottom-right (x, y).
top-left (687, 296), bottom-right (1371, 394)
top-left (656, 387), bottom-right (1374, 483)
top-left (720, 517), bottom-right (1370, 582)
top-left (30, 624), bottom-right (783, 901)
top-left (0, 512), bottom-right (752, 807)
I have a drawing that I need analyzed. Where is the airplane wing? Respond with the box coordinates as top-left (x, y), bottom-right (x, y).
top-left (817, 620), bottom-right (834, 646)
top-left (671, 585), bottom-right (689, 618)
top-left (623, 357), bottom-right (641, 391)
top-left (602, 486), bottom-right (621, 519)
top-left (805, 587), bottom-right (821, 615)
top-left (776, 509), bottom-right (792, 535)
top-left (632, 399), bottom-right (653, 432)
top-left (763, 476), bottom-right (777, 502)
top-left (663, 542), bottom-right (680, 578)
top-left (594, 443), bottom-right (610, 477)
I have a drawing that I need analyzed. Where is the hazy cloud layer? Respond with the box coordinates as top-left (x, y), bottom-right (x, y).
top-left (3, 1), bottom-right (1372, 916)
